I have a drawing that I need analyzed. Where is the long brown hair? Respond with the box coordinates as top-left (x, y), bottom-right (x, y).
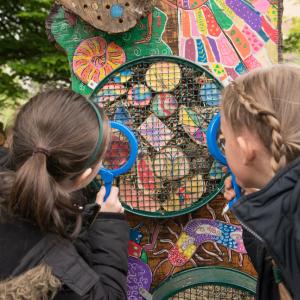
top-left (1, 90), bottom-right (110, 239)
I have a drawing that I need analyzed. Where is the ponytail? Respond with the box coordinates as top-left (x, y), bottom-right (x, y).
top-left (10, 152), bottom-right (82, 239)
top-left (2, 89), bottom-right (110, 239)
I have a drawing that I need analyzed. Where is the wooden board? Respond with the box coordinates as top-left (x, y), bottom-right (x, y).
top-left (58, 0), bottom-right (154, 33)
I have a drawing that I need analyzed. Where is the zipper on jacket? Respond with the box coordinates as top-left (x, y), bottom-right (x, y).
top-left (234, 212), bottom-right (282, 269)
top-left (236, 213), bottom-right (294, 298)
top-left (234, 213), bottom-right (264, 244)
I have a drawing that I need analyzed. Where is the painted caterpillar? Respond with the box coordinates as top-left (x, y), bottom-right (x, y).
top-left (153, 218), bottom-right (246, 278)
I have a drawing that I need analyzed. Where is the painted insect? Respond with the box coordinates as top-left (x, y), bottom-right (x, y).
top-left (151, 209), bottom-right (247, 279)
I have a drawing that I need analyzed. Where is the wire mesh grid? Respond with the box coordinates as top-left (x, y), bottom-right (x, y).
top-left (171, 285), bottom-right (255, 300)
top-left (102, 128), bottom-right (130, 170)
top-left (91, 56), bottom-right (225, 217)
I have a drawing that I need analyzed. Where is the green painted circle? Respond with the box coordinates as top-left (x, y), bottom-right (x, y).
top-left (152, 267), bottom-right (257, 299)
top-left (90, 55), bottom-right (225, 218)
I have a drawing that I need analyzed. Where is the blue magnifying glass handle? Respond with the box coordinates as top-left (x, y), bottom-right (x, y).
top-left (99, 169), bottom-right (114, 202)
top-left (98, 121), bottom-right (138, 202)
top-left (206, 112), bottom-right (241, 212)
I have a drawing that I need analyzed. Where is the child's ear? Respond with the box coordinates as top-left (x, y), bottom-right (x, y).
top-left (75, 168), bottom-right (93, 186)
top-left (237, 136), bottom-right (256, 165)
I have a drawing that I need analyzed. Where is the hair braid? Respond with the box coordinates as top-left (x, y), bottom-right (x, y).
top-left (232, 82), bottom-right (287, 173)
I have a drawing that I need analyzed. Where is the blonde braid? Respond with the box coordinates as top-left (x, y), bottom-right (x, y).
top-left (232, 82), bottom-right (287, 173)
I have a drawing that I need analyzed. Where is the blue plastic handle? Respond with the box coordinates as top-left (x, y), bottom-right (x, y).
top-left (206, 112), bottom-right (241, 211)
top-left (99, 121), bottom-right (138, 202)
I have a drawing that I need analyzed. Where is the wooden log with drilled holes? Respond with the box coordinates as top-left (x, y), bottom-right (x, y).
top-left (58, 0), bottom-right (155, 33)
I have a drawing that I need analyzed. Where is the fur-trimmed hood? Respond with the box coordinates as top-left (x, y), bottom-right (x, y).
top-left (0, 264), bottom-right (61, 300)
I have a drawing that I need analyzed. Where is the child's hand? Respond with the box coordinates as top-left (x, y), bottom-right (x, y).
top-left (224, 176), bottom-right (236, 201)
top-left (96, 186), bottom-right (125, 214)
top-left (223, 175), bottom-right (259, 201)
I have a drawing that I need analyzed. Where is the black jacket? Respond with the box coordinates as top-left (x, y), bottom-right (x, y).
top-left (0, 146), bottom-right (129, 298)
top-left (232, 157), bottom-right (300, 300)
top-left (0, 213), bottom-right (129, 299)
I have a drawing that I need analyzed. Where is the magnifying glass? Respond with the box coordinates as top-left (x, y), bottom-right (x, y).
top-left (99, 121), bottom-right (138, 201)
top-left (206, 112), bottom-right (241, 214)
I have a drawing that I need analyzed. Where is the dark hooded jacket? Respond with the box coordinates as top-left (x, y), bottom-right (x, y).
top-left (0, 147), bottom-right (129, 299)
top-left (232, 157), bottom-right (300, 300)
top-left (0, 213), bottom-right (129, 299)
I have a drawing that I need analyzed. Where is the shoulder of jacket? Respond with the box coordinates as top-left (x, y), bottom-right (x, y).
top-left (13, 233), bottom-right (99, 296)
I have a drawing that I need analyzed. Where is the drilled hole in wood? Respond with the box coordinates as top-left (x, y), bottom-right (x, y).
top-left (106, 4), bottom-right (110, 9)
top-left (125, 2), bottom-right (130, 6)
top-left (119, 18), bottom-right (123, 23)
top-left (97, 15), bottom-right (101, 20)
top-left (83, 4), bottom-right (88, 9)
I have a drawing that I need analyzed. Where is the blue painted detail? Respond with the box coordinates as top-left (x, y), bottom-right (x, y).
top-left (258, 28), bottom-right (270, 42)
top-left (196, 39), bottom-right (207, 63)
top-left (114, 105), bottom-right (131, 125)
top-left (130, 227), bottom-right (143, 244)
top-left (235, 62), bottom-right (247, 75)
top-left (130, 223), bottom-right (144, 244)
top-left (179, 193), bottom-right (185, 203)
top-left (113, 69), bottom-right (133, 83)
top-left (111, 4), bottom-right (124, 18)
top-left (199, 83), bottom-right (221, 106)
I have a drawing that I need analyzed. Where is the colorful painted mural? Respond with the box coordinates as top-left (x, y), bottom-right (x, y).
top-left (47, 5), bottom-right (172, 96)
top-left (163, 0), bottom-right (279, 81)
top-left (130, 0), bottom-right (279, 82)
top-left (127, 225), bottom-right (153, 299)
top-left (126, 197), bottom-right (257, 291)
top-left (47, 0), bottom-right (279, 94)
top-left (46, 0), bottom-right (280, 297)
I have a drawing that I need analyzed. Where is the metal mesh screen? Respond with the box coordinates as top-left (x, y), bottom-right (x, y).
top-left (171, 285), bottom-right (255, 300)
top-left (91, 57), bottom-right (225, 216)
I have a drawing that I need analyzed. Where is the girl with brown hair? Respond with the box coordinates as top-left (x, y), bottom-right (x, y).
top-left (221, 64), bottom-right (300, 300)
top-left (0, 89), bottom-right (129, 299)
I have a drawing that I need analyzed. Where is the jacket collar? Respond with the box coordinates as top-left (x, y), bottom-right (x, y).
top-left (231, 156), bottom-right (300, 271)
top-left (232, 156), bottom-right (300, 216)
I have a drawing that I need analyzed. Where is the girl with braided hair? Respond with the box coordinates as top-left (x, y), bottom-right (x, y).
top-left (221, 64), bottom-right (300, 300)
top-left (0, 90), bottom-right (129, 299)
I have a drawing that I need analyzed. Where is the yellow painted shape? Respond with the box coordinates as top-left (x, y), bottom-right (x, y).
top-left (177, 232), bottom-right (197, 259)
top-left (265, 40), bottom-right (278, 64)
top-left (267, 5), bottom-right (278, 27)
top-left (177, 232), bottom-right (189, 248)
top-left (212, 63), bottom-right (226, 76)
top-left (233, 16), bottom-right (247, 29)
top-left (195, 8), bottom-right (207, 34)
top-left (179, 106), bottom-right (197, 127)
top-left (214, 0), bottom-right (235, 18)
top-left (183, 244), bottom-right (197, 258)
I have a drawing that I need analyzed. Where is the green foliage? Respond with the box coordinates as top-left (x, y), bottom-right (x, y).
top-left (283, 17), bottom-right (300, 55)
top-left (0, 0), bottom-right (70, 122)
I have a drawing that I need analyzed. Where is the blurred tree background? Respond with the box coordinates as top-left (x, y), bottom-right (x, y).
top-left (283, 17), bottom-right (300, 64)
top-left (0, 0), bottom-right (299, 127)
top-left (0, 0), bottom-right (69, 125)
